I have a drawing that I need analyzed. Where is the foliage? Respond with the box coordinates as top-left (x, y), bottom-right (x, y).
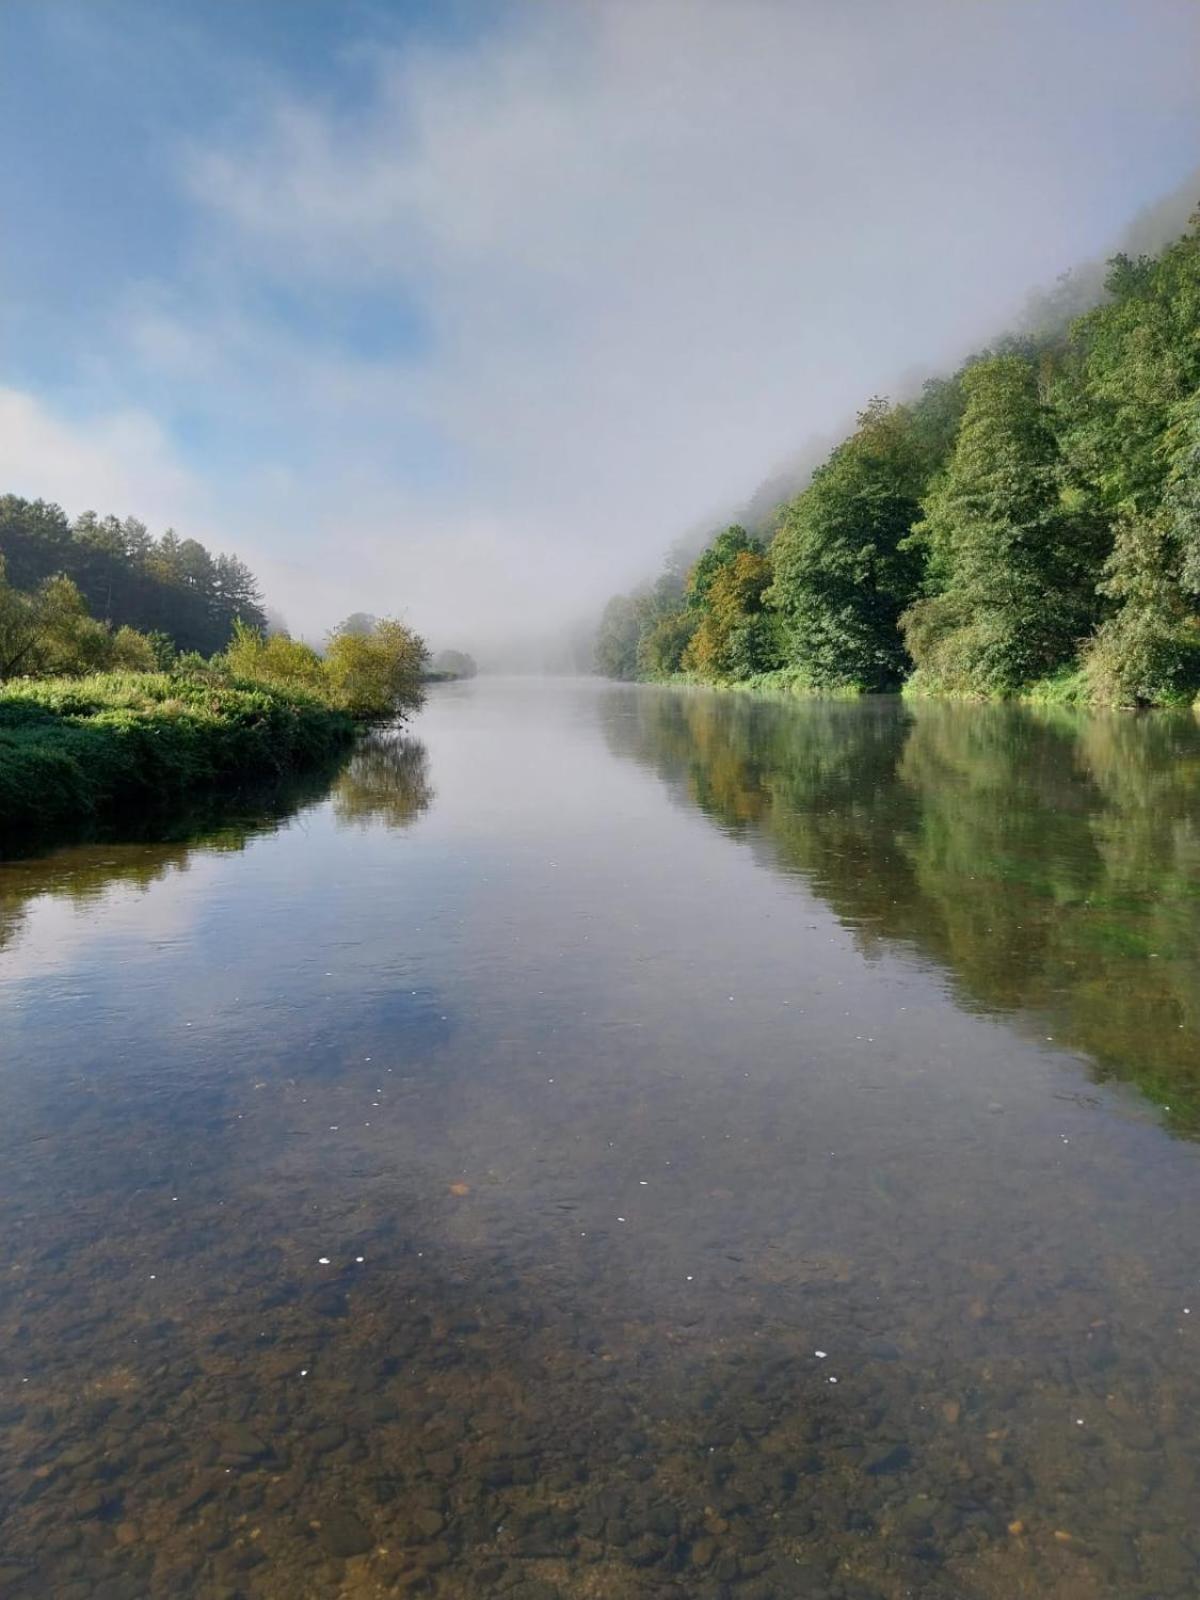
top-left (636, 608), bottom-right (695, 678)
top-left (595, 212), bottom-right (1200, 708)
top-left (594, 594), bottom-right (642, 680)
top-left (0, 495), bottom-right (267, 655)
top-left (0, 557), bottom-right (163, 680)
top-left (1081, 390), bottom-right (1200, 705)
top-left (901, 356), bottom-right (1104, 694)
top-left (224, 619), bottom-right (328, 696)
top-left (429, 648), bottom-right (478, 679)
top-left (686, 526), bottom-right (759, 607)
top-left (323, 617), bottom-right (428, 718)
top-left (0, 673), bottom-right (354, 833)
top-left (222, 614), bottom-right (427, 720)
top-left (336, 612), bottom-right (379, 638)
top-left (683, 545), bottom-right (780, 681)
top-left (769, 400), bottom-right (928, 689)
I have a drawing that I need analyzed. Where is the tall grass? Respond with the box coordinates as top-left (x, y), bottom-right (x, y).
top-left (0, 672), bottom-right (354, 833)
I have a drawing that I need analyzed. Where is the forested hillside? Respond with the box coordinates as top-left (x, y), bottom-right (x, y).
top-left (597, 214), bottom-right (1200, 707)
top-left (0, 496), bottom-right (266, 656)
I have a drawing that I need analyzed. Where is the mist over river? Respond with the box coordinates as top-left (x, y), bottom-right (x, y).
top-left (2, 677), bottom-right (1199, 1599)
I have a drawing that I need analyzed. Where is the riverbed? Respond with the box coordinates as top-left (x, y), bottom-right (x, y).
top-left (2, 678), bottom-right (1198, 1598)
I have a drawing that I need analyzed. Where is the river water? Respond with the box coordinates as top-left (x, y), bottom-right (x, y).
top-left (2, 678), bottom-right (1199, 1599)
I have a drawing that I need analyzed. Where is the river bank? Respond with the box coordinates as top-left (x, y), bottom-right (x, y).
top-left (638, 664), bottom-right (1200, 712)
top-left (0, 672), bottom-right (355, 836)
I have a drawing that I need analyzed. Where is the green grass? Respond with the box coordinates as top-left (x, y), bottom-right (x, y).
top-left (0, 672), bottom-right (355, 834)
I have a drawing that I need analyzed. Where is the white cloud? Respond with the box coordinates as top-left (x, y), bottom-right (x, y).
top-left (0, 387), bottom-right (200, 532)
top-left (16, 1), bottom-right (1200, 654)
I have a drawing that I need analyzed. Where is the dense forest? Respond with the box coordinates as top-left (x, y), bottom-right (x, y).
top-left (597, 213), bottom-right (1200, 708)
top-left (0, 495), bottom-right (266, 657)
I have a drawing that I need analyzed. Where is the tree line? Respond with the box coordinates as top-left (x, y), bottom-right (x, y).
top-left (0, 495), bottom-right (267, 658)
top-left (597, 212), bottom-right (1200, 707)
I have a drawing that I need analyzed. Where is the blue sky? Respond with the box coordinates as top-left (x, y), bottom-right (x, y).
top-left (3, 0), bottom-right (1200, 652)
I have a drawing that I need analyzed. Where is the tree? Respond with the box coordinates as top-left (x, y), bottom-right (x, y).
top-left (901, 355), bottom-right (1102, 694)
top-left (336, 612), bottom-right (379, 638)
top-left (594, 594), bottom-right (643, 680)
top-left (683, 546), bottom-right (779, 681)
top-left (0, 495), bottom-right (271, 655)
top-left (0, 557), bottom-right (160, 679)
top-left (0, 496), bottom-right (73, 591)
top-left (324, 617), bottom-right (428, 718)
top-left (0, 555), bottom-right (44, 677)
top-left (431, 649), bottom-right (478, 678)
top-left (686, 526), bottom-right (758, 609)
top-left (636, 609), bottom-right (695, 678)
top-left (768, 399), bottom-right (927, 690)
top-left (1082, 389), bottom-right (1200, 704)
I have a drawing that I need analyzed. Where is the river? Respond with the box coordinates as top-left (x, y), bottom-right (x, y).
top-left (2, 677), bottom-right (1199, 1599)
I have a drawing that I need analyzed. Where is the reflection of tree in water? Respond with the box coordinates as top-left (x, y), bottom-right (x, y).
top-left (0, 735), bottom-right (436, 957)
top-left (606, 687), bottom-right (1200, 1131)
top-left (331, 731), bottom-right (434, 831)
top-left (0, 759), bottom-right (345, 957)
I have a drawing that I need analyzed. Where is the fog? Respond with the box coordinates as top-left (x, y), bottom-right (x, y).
top-left (3, 0), bottom-right (1200, 663)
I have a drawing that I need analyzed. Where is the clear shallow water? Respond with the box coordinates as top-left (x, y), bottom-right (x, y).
top-left (1, 679), bottom-right (1199, 1600)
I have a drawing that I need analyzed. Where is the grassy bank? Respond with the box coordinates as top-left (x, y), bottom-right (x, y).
top-left (0, 673), bottom-right (355, 834)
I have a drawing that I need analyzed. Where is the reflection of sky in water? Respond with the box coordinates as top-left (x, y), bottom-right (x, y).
top-left (1, 681), bottom-right (1199, 1599)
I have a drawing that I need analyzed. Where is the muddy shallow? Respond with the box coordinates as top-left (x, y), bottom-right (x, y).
top-left (1, 681), bottom-right (1198, 1598)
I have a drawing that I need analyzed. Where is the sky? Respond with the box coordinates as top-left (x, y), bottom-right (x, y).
top-left (2, 0), bottom-right (1200, 658)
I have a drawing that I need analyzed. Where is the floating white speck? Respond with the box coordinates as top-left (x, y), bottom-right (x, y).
top-left (300, 1369), bottom-right (308, 1377)
top-left (686, 1275), bottom-right (693, 1281)
top-left (617, 1217), bottom-right (626, 1223)
top-left (639, 1181), bottom-right (648, 1186)
top-left (317, 1257), bottom-right (331, 1266)
top-left (149, 1275), bottom-right (156, 1280)
top-left (814, 1350), bottom-right (827, 1359)
top-left (355, 1256), bottom-right (364, 1264)
top-left (828, 1376), bottom-right (838, 1384)
top-left (1075, 1418), bottom-right (1084, 1426)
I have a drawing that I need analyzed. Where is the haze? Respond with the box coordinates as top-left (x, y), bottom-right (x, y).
top-left (3, 0), bottom-right (1199, 660)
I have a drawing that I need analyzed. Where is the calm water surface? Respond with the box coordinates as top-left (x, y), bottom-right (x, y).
top-left (2, 679), bottom-right (1199, 1600)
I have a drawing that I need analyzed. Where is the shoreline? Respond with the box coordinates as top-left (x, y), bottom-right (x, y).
top-left (0, 672), bottom-right (356, 838)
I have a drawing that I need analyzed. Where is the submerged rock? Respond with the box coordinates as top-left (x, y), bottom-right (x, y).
top-left (318, 1508), bottom-right (373, 1558)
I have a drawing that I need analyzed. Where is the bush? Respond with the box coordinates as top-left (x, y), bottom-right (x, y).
top-left (224, 619), bottom-right (327, 694)
top-left (1082, 608), bottom-right (1200, 707)
top-left (0, 672), bottom-right (354, 833)
top-left (324, 618), bottom-right (427, 718)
